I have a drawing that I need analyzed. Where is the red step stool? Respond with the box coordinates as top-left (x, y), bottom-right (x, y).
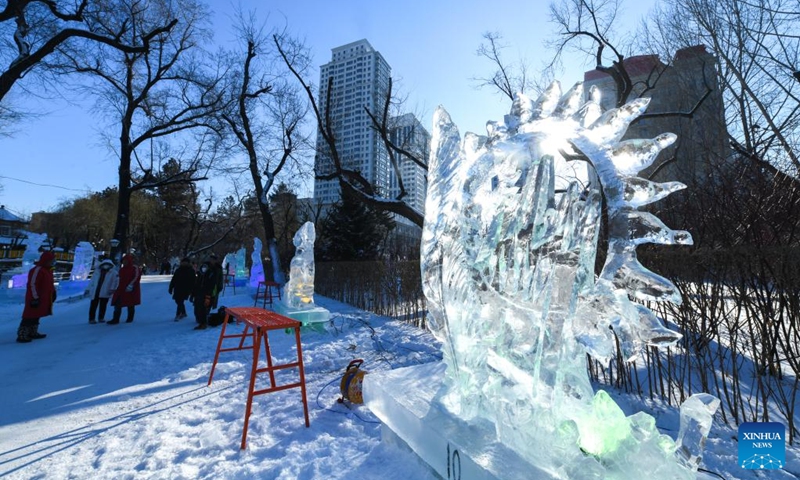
top-left (207, 307), bottom-right (310, 449)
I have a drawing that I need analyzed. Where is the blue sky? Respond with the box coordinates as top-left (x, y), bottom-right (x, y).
top-left (0, 0), bottom-right (656, 216)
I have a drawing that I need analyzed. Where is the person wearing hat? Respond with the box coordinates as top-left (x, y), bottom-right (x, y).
top-left (16, 250), bottom-right (57, 343)
top-left (108, 253), bottom-right (142, 325)
top-left (86, 258), bottom-right (119, 324)
top-left (168, 257), bottom-right (195, 321)
top-left (191, 260), bottom-right (217, 330)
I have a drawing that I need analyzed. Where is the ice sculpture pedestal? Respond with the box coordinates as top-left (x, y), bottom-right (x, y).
top-left (364, 362), bottom-right (559, 480)
top-left (271, 302), bottom-right (330, 329)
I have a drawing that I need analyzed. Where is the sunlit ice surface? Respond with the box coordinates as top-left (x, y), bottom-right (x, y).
top-left (420, 81), bottom-right (717, 478)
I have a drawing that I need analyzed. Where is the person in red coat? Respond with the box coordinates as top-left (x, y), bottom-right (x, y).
top-left (108, 254), bottom-right (142, 325)
top-left (17, 250), bottom-right (57, 343)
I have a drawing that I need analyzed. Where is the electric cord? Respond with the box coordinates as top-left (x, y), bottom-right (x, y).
top-left (697, 467), bottom-right (726, 479)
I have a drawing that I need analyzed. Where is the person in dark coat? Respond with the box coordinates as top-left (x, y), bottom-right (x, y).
top-left (208, 253), bottom-right (224, 309)
top-left (191, 261), bottom-right (217, 330)
top-left (169, 257), bottom-right (195, 321)
top-left (108, 254), bottom-right (142, 325)
top-left (159, 260), bottom-right (171, 275)
top-left (87, 258), bottom-right (118, 324)
top-left (17, 251), bottom-right (57, 343)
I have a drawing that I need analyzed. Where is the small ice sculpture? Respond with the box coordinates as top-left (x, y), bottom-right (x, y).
top-left (223, 252), bottom-right (235, 275)
top-left (20, 232), bottom-right (48, 274)
top-left (283, 222), bottom-right (316, 308)
top-left (421, 82), bottom-right (717, 478)
top-left (249, 238), bottom-right (264, 288)
top-left (234, 247), bottom-right (247, 280)
top-left (9, 232), bottom-right (48, 288)
top-left (70, 242), bottom-right (94, 281)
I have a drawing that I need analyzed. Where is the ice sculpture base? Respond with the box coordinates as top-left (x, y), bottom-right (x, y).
top-left (364, 362), bottom-right (559, 480)
top-left (271, 302), bottom-right (330, 328)
top-left (365, 362), bottom-right (720, 480)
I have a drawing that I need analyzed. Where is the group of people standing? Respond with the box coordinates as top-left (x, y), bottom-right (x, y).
top-left (85, 253), bottom-right (142, 325)
top-left (15, 250), bottom-right (224, 343)
top-left (168, 253), bottom-right (224, 330)
top-left (16, 251), bottom-right (143, 343)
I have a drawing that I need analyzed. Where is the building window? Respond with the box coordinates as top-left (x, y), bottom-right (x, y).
top-left (0, 225), bottom-right (11, 237)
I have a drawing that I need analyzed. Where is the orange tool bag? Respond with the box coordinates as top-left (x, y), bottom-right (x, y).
top-left (338, 359), bottom-right (367, 404)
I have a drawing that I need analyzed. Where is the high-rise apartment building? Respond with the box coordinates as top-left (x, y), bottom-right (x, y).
top-left (314, 39), bottom-right (392, 206)
top-left (388, 113), bottom-right (430, 223)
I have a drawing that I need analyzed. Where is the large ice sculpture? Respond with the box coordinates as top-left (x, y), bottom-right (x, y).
top-left (283, 222), bottom-right (316, 308)
top-left (249, 238), bottom-right (264, 288)
top-left (419, 82), bottom-right (718, 478)
top-left (70, 242), bottom-right (94, 281)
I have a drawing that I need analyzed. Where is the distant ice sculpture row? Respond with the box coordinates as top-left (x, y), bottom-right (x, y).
top-left (420, 81), bottom-right (718, 479)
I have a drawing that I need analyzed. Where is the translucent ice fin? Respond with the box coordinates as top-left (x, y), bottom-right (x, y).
top-left (587, 98), bottom-right (650, 144)
top-left (553, 82), bottom-right (584, 119)
top-left (511, 92), bottom-right (535, 124)
top-left (575, 99), bottom-right (602, 127)
top-left (624, 178), bottom-right (686, 208)
top-left (531, 81), bottom-right (561, 120)
top-left (588, 84), bottom-right (601, 104)
top-left (625, 211), bottom-right (694, 245)
top-left (602, 252), bottom-right (682, 303)
top-left (610, 133), bottom-right (677, 175)
top-left (675, 394), bottom-right (720, 470)
top-left (430, 106), bottom-right (461, 174)
top-left (635, 304), bottom-right (682, 347)
top-left (463, 132), bottom-right (487, 157)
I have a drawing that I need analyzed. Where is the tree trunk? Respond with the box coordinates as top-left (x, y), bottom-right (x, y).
top-left (254, 191), bottom-right (283, 283)
top-left (247, 150), bottom-right (282, 282)
top-left (111, 115), bottom-right (133, 264)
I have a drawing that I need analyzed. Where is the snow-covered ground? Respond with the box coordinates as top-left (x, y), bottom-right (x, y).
top-left (0, 277), bottom-right (796, 479)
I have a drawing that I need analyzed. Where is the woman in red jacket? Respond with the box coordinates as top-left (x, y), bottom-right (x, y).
top-left (108, 254), bottom-right (142, 325)
top-left (17, 251), bottom-right (56, 343)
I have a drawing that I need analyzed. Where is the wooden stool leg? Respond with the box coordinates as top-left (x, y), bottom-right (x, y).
top-left (295, 326), bottom-right (310, 427)
top-left (241, 326), bottom-right (262, 449)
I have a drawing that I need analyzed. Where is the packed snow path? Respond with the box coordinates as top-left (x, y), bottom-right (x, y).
top-left (0, 278), bottom-right (438, 479)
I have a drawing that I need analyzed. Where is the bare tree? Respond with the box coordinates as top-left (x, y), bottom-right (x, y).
top-left (473, 31), bottom-right (536, 101)
top-left (217, 16), bottom-right (310, 282)
top-left (642, 0), bottom-right (800, 177)
top-left (176, 187), bottom-right (247, 259)
top-left (52, 0), bottom-right (224, 262)
top-left (274, 33), bottom-right (427, 227)
top-left (548, 0), bottom-right (640, 107)
top-left (0, 0), bottom-right (175, 101)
